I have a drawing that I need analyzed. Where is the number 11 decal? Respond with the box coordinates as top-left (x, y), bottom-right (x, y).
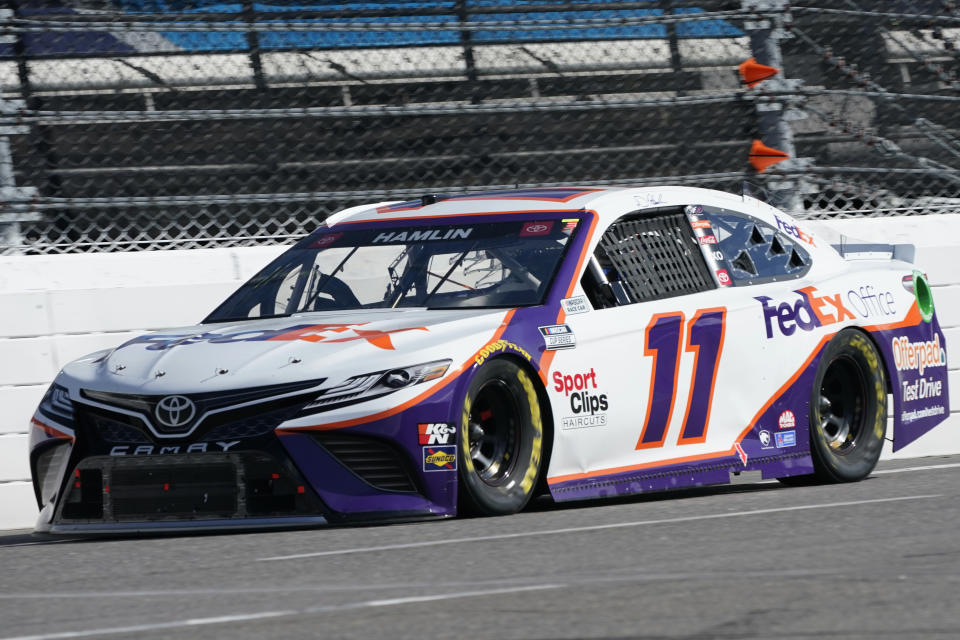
top-left (636, 308), bottom-right (726, 450)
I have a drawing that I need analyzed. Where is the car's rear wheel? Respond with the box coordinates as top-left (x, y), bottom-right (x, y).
top-left (783, 329), bottom-right (887, 484)
top-left (458, 359), bottom-right (543, 515)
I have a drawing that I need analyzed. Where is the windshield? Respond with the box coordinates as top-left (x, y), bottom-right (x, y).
top-left (205, 215), bottom-right (581, 321)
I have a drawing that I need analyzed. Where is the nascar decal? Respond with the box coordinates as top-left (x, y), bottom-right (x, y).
top-left (122, 323), bottom-right (428, 351)
top-left (553, 368), bottom-right (608, 429)
top-left (539, 324), bottom-right (576, 351)
top-left (561, 295), bottom-right (590, 315)
top-left (423, 446), bottom-right (457, 471)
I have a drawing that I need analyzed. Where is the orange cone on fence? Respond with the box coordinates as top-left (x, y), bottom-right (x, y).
top-left (748, 139), bottom-right (789, 172)
top-left (739, 57), bottom-right (779, 87)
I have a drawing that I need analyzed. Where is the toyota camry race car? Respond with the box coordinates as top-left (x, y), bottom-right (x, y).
top-left (30, 187), bottom-right (949, 533)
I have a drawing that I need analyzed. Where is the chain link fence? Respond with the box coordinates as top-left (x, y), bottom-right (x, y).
top-left (2, 1), bottom-right (960, 254)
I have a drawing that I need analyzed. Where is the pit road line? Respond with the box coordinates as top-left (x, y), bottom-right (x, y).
top-left (257, 493), bottom-right (942, 562)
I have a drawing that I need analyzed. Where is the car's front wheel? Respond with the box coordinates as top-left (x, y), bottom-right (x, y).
top-left (458, 359), bottom-right (544, 515)
top-left (807, 329), bottom-right (887, 482)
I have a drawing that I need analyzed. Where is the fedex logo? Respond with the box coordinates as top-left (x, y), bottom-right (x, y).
top-left (774, 216), bottom-right (816, 246)
top-left (756, 287), bottom-right (855, 338)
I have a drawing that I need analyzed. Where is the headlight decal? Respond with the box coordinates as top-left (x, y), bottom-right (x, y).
top-left (302, 360), bottom-right (452, 413)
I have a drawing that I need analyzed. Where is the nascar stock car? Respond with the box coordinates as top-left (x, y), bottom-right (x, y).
top-left (30, 186), bottom-right (949, 532)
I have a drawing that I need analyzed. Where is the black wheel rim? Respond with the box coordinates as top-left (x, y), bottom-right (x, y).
top-left (817, 355), bottom-right (867, 454)
top-left (468, 379), bottom-right (522, 485)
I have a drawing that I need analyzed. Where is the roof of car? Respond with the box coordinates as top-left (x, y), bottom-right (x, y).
top-left (324, 185), bottom-right (785, 228)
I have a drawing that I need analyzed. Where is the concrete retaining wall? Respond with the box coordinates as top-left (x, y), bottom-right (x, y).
top-left (2, 216), bottom-right (958, 530)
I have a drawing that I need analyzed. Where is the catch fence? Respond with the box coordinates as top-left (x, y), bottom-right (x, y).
top-left (2, 1), bottom-right (960, 254)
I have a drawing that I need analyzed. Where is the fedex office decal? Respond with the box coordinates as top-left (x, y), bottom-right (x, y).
top-left (756, 287), bottom-right (855, 338)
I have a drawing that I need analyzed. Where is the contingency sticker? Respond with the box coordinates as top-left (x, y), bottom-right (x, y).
top-left (561, 295), bottom-right (590, 315)
top-left (423, 446), bottom-right (457, 471)
top-left (538, 324), bottom-right (576, 350)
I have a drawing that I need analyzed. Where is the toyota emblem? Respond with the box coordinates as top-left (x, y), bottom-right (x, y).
top-left (155, 395), bottom-right (196, 429)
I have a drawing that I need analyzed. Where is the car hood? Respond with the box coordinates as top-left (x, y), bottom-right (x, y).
top-left (62, 307), bottom-right (511, 394)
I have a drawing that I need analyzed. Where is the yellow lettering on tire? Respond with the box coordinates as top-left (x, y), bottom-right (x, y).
top-left (461, 396), bottom-right (474, 473)
top-left (517, 369), bottom-right (542, 494)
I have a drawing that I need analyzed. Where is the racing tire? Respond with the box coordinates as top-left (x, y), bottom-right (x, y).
top-left (792, 329), bottom-right (887, 484)
top-left (458, 359), bottom-right (544, 516)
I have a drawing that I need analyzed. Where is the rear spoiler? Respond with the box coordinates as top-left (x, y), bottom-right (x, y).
top-left (832, 242), bottom-right (916, 264)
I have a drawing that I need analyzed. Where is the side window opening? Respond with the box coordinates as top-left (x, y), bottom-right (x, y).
top-left (580, 208), bottom-right (714, 307)
top-left (699, 207), bottom-right (810, 285)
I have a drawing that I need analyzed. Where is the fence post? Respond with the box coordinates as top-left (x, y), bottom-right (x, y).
top-left (243, 0), bottom-right (267, 91)
top-left (742, 0), bottom-right (810, 213)
top-left (0, 7), bottom-right (38, 255)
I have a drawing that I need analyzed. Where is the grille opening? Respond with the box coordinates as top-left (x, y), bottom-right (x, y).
top-left (62, 469), bottom-right (104, 520)
top-left (57, 453), bottom-right (323, 523)
top-left (312, 433), bottom-right (419, 493)
top-left (111, 463), bottom-right (237, 518)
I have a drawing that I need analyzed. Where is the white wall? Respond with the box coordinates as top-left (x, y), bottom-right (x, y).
top-left (1, 216), bottom-right (958, 531)
top-left (0, 246), bottom-right (286, 530)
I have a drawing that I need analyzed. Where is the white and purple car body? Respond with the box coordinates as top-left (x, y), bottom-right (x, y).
top-left (29, 187), bottom-right (949, 533)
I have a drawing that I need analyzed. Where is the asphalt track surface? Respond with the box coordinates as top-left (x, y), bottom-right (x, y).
top-left (2, 456), bottom-right (960, 640)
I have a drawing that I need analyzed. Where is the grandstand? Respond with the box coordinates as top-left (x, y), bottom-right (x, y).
top-left (2, 1), bottom-right (960, 253)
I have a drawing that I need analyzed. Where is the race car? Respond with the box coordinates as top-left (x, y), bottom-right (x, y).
top-left (29, 186), bottom-right (949, 533)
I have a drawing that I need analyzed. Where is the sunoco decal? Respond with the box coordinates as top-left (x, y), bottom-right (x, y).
top-left (423, 446), bottom-right (457, 471)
